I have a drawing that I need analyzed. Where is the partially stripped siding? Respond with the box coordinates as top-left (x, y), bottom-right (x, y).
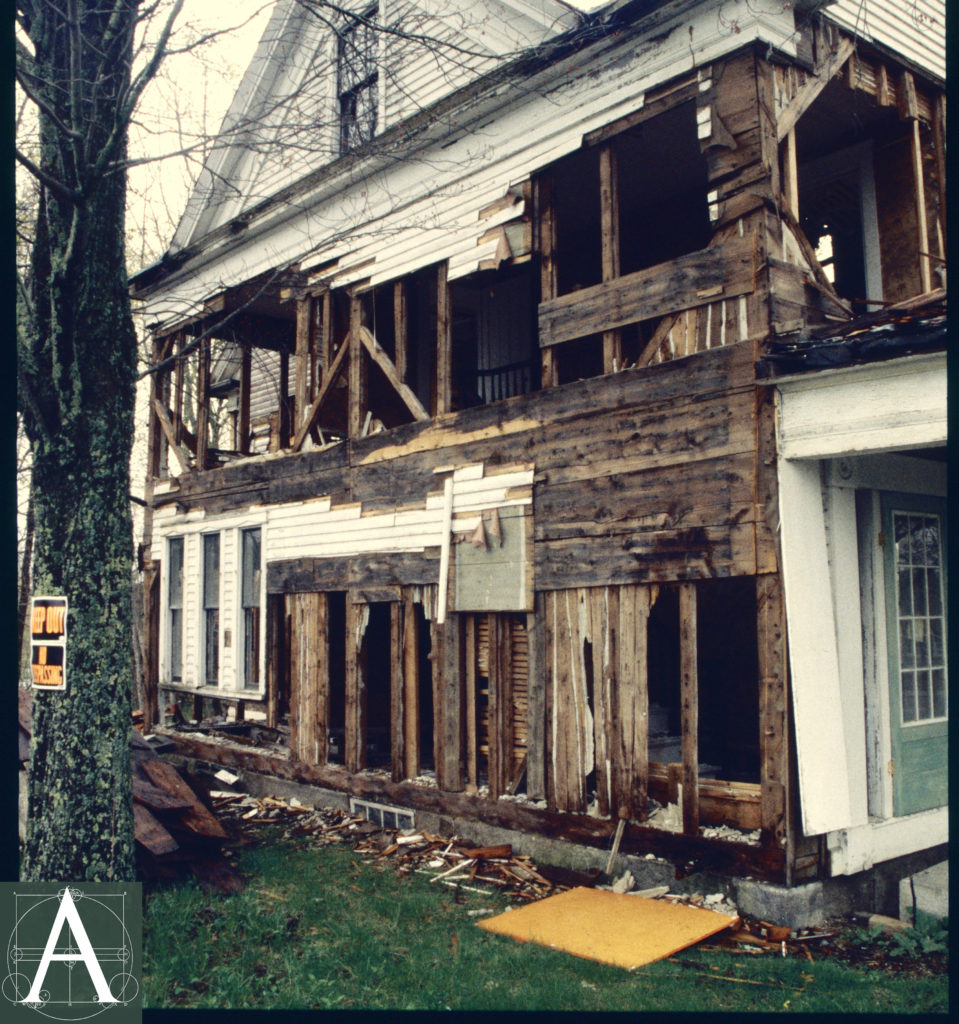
top-left (826, 0), bottom-right (944, 81)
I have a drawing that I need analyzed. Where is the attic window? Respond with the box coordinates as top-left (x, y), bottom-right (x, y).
top-left (337, 7), bottom-right (379, 154)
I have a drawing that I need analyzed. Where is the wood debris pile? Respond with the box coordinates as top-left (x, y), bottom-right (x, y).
top-left (132, 732), bottom-right (242, 893)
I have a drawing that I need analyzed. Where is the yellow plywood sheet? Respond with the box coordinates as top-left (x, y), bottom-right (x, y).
top-left (477, 887), bottom-right (738, 969)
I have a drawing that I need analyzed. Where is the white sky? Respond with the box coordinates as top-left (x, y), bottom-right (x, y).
top-left (127, 0), bottom-right (611, 270)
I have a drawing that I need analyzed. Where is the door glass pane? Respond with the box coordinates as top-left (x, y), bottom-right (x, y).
top-left (893, 509), bottom-right (946, 724)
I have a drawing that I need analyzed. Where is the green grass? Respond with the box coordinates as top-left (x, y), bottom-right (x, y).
top-left (143, 832), bottom-right (948, 1012)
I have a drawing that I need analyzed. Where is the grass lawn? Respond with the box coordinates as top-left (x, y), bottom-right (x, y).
top-left (142, 831), bottom-right (948, 1012)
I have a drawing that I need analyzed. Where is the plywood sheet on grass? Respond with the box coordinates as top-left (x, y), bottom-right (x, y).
top-left (477, 887), bottom-right (737, 969)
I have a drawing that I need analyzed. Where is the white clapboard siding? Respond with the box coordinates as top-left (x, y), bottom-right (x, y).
top-left (826, 0), bottom-right (944, 82)
top-left (263, 460), bottom-right (534, 561)
top-left (142, 0), bottom-right (798, 328)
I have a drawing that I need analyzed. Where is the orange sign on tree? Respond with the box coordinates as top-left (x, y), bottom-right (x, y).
top-left (30, 596), bottom-right (68, 692)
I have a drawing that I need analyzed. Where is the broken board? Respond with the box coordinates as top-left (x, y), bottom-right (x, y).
top-left (477, 887), bottom-right (738, 969)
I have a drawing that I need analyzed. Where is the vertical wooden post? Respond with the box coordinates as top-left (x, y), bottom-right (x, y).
top-left (525, 595), bottom-right (546, 801)
top-left (238, 344), bottom-right (251, 455)
top-left (390, 601), bottom-right (405, 782)
top-left (440, 617), bottom-right (463, 792)
top-left (435, 263), bottom-right (452, 416)
top-left (195, 336), bottom-right (210, 469)
top-left (679, 582), bottom-right (699, 835)
top-left (599, 142), bottom-right (622, 373)
top-left (402, 592), bottom-right (420, 780)
top-left (465, 615), bottom-right (477, 788)
top-left (318, 291), bottom-right (332, 391)
top-left (345, 598), bottom-right (368, 772)
top-left (173, 331), bottom-right (185, 445)
top-left (278, 348), bottom-right (290, 448)
top-left (294, 295), bottom-right (313, 435)
top-left (783, 127), bottom-right (800, 221)
top-left (535, 173), bottom-right (559, 388)
top-left (910, 118), bottom-right (932, 293)
top-left (348, 292), bottom-right (366, 438)
top-left (393, 280), bottom-right (408, 383)
top-left (758, 573), bottom-right (788, 847)
top-left (615, 584), bottom-right (649, 821)
top-left (931, 93), bottom-right (946, 249)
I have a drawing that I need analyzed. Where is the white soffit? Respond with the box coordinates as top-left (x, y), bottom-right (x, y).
top-left (775, 352), bottom-right (946, 461)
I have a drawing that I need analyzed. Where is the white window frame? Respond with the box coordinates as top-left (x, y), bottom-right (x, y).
top-left (236, 524), bottom-right (267, 695)
top-left (200, 531), bottom-right (222, 688)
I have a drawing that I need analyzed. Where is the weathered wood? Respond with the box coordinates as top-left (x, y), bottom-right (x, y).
top-left (437, 617), bottom-right (464, 791)
top-left (348, 294), bottom-right (366, 438)
top-left (393, 280), bottom-right (408, 383)
top-left (599, 141), bottom-right (622, 374)
top-left (151, 398), bottom-right (190, 475)
top-left (317, 291), bottom-right (332, 391)
top-left (783, 127), bottom-right (799, 221)
top-left (538, 234), bottom-right (756, 348)
top-left (402, 591), bottom-right (420, 779)
top-left (165, 730), bottom-right (787, 879)
top-left (290, 332), bottom-right (349, 450)
top-left (776, 37), bottom-right (855, 140)
top-left (132, 776), bottom-right (192, 812)
top-left (133, 803), bottom-right (179, 856)
top-left (534, 172), bottom-right (558, 388)
top-left (875, 134), bottom-right (925, 302)
top-left (344, 599), bottom-right (368, 772)
top-left (358, 326), bottom-right (428, 421)
top-left (436, 262), bottom-right (451, 415)
top-left (294, 296), bottom-right (313, 432)
top-left (289, 592), bottom-right (328, 766)
top-left (679, 582), bottom-right (699, 836)
top-left (616, 584), bottom-right (650, 820)
top-left (390, 600), bottom-right (404, 782)
top-left (909, 119), bottom-right (931, 293)
top-left (238, 344), bottom-right (251, 455)
top-left (589, 587), bottom-right (610, 817)
top-left (584, 75), bottom-right (699, 147)
top-left (757, 573), bottom-right (787, 847)
top-left (173, 331), bottom-right (185, 445)
top-left (140, 759), bottom-right (228, 838)
top-left (465, 614), bottom-right (478, 787)
top-left (526, 596), bottom-right (546, 801)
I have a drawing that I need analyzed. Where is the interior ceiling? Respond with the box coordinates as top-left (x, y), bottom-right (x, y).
top-left (795, 78), bottom-right (903, 164)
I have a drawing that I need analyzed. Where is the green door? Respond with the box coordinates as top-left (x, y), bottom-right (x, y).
top-left (882, 493), bottom-right (948, 816)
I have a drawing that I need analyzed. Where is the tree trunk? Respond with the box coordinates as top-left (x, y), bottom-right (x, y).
top-left (18, 2), bottom-right (141, 882)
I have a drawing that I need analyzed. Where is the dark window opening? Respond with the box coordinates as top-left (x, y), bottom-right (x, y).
top-left (554, 333), bottom-right (603, 385)
top-left (337, 7), bottom-right (378, 154)
top-left (449, 265), bottom-right (538, 408)
top-left (364, 602), bottom-right (393, 768)
top-left (552, 146), bottom-right (602, 296)
top-left (167, 537), bottom-right (184, 682)
top-left (404, 267), bottom-right (438, 415)
top-left (646, 580), bottom-right (760, 784)
top-left (327, 591), bottom-right (347, 764)
top-left (202, 533), bottom-right (220, 686)
top-left (241, 527), bottom-right (261, 689)
top-left (616, 101), bottom-right (711, 276)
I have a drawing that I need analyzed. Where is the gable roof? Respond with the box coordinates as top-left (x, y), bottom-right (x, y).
top-left (170, 0), bottom-right (581, 254)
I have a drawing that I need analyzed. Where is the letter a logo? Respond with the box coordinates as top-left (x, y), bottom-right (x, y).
top-left (24, 889), bottom-right (116, 1005)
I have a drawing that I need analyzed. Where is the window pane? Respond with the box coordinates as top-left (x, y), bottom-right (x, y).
top-left (916, 669), bottom-right (931, 719)
top-left (203, 534), bottom-right (220, 608)
top-left (929, 617), bottom-right (944, 668)
top-left (205, 608), bottom-right (219, 686)
top-left (897, 567), bottom-right (913, 616)
top-left (921, 517), bottom-right (940, 566)
top-left (168, 537), bottom-right (183, 607)
top-left (899, 619), bottom-right (914, 669)
top-left (912, 567), bottom-right (927, 616)
top-left (170, 610), bottom-right (182, 682)
top-left (242, 528), bottom-right (261, 608)
top-left (932, 669), bottom-right (947, 718)
top-left (901, 670), bottom-right (917, 723)
top-left (927, 567), bottom-right (942, 615)
top-left (914, 618), bottom-right (930, 668)
top-left (894, 512), bottom-right (910, 563)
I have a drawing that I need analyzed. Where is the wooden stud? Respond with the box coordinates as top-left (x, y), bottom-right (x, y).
top-left (910, 119), bottom-right (932, 293)
top-left (393, 280), bottom-right (408, 383)
top-left (402, 592), bottom-right (420, 780)
top-left (278, 348), bottom-right (290, 449)
top-left (679, 582), bottom-right (699, 835)
top-left (151, 398), bottom-right (189, 475)
top-left (173, 331), bottom-right (185, 446)
top-left (776, 37), bottom-right (855, 140)
top-left (345, 599), bottom-right (368, 772)
top-left (599, 142), bottom-right (622, 374)
top-left (317, 291), bottom-right (332, 391)
top-left (291, 338), bottom-right (349, 451)
top-left (390, 601), bottom-right (404, 782)
top-left (525, 596), bottom-right (546, 801)
top-left (876, 63), bottom-right (893, 108)
top-left (439, 617), bottom-right (464, 792)
top-left (294, 296), bottom-right (313, 434)
top-left (783, 127), bottom-right (799, 221)
top-left (589, 588), bottom-right (610, 817)
top-left (358, 327), bottom-right (428, 420)
top-left (348, 293), bottom-right (366, 438)
top-left (534, 173), bottom-right (558, 388)
top-left (436, 262), bottom-right (452, 416)
top-left (238, 344), bottom-right (251, 455)
top-left (289, 593), bottom-right (328, 766)
top-left (196, 337), bottom-right (211, 466)
top-left (757, 573), bottom-right (787, 848)
top-left (898, 69), bottom-right (919, 122)
top-left (931, 93), bottom-right (946, 249)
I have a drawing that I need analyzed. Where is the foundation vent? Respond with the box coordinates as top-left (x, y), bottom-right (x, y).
top-left (349, 797), bottom-right (415, 831)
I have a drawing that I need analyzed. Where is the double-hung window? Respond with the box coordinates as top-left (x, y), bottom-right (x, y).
top-left (202, 533), bottom-right (220, 687)
top-left (167, 537), bottom-right (184, 682)
top-left (241, 527), bottom-right (262, 689)
top-left (337, 7), bottom-right (378, 154)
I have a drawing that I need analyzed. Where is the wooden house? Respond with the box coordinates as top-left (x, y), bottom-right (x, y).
top-left (131, 0), bottom-right (947, 896)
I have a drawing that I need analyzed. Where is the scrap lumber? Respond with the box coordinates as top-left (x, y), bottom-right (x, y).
top-left (133, 803), bottom-right (179, 856)
top-left (140, 759), bottom-right (229, 839)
